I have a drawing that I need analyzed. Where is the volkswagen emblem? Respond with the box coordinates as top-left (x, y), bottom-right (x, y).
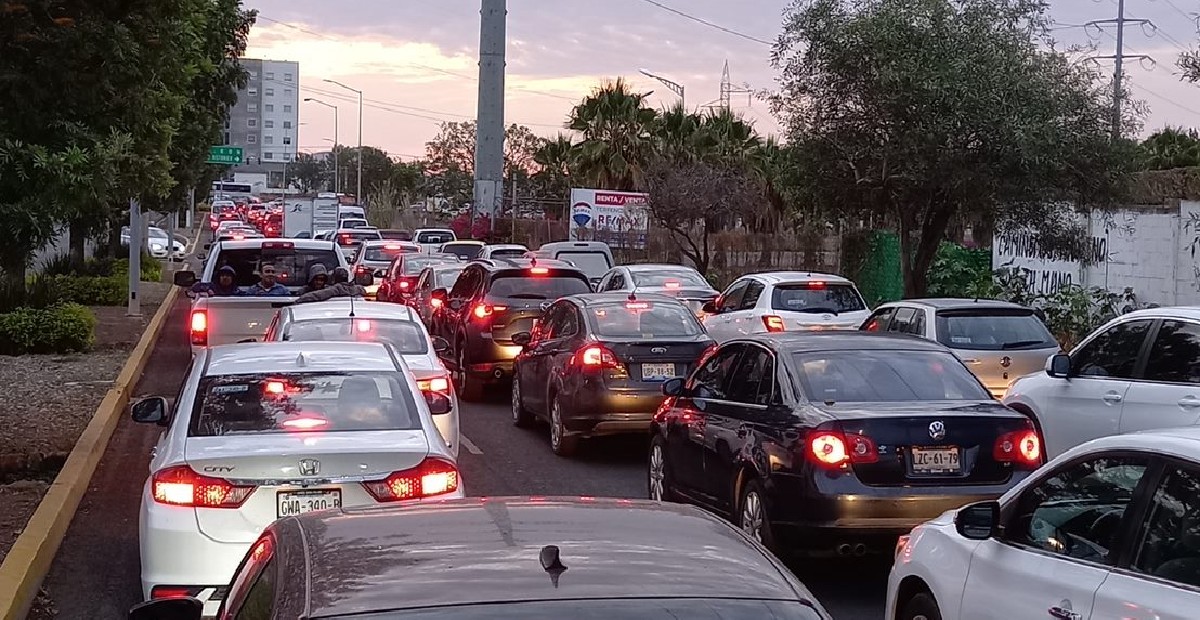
top-left (298, 459), bottom-right (320, 476)
top-left (651, 347), bottom-right (667, 354)
top-left (928, 421), bottom-right (946, 441)
top-left (1000, 356), bottom-right (1012, 368)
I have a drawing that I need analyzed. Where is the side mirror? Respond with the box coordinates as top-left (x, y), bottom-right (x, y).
top-left (203, 243), bottom-right (211, 250)
top-left (701, 300), bottom-right (719, 314)
top-left (431, 336), bottom-right (450, 353)
top-left (954, 500), bottom-right (1000, 540)
top-left (128, 597), bottom-right (203, 620)
top-left (511, 331), bottom-right (532, 347)
top-left (131, 396), bottom-right (169, 426)
top-left (662, 377), bottom-right (686, 397)
top-left (173, 270), bottom-right (197, 288)
top-left (355, 272), bottom-right (375, 286)
top-left (1047, 353), bottom-right (1071, 378)
top-left (426, 392), bottom-right (452, 415)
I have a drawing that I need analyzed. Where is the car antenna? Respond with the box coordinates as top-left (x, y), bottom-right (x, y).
top-left (349, 291), bottom-right (356, 317)
top-left (628, 291), bottom-right (637, 302)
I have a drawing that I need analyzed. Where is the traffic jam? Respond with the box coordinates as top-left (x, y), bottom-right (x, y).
top-left (129, 206), bottom-right (1200, 620)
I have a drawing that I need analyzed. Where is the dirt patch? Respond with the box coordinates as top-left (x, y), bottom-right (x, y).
top-left (0, 281), bottom-right (171, 566)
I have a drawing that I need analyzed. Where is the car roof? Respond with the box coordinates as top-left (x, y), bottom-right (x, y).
top-left (884, 298), bottom-right (1033, 311)
top-left (287, 497), bottom-right (810, 616)
top-left (360, 239), bottom-right (418, 248)
top-left (623, 263), bottom-right (701, 273)
top-left (1117, 306), bottom-right (1200, 322)
top-left (203, 341), bottom-right (400, 376)
top-left (1053, 426), bottom-right (1200, 466)
top-left (742, 271), bottom-right (852, 285)
top-left (443, 240), bottom-right (485, 246)
top-left (572, 292), bottom-right (685, 306)
top-left (539, 241), bottom-right (611, 251)
top-left (739, 331), bottom-right (950, 353)
top-left (475, 257), bottom-right (579, 271)
top-left (287, 299), bottom-right (419, 323)
top-left (214, 239), bottom-right (335, 251)
top-left (485, 243), bottom-right (527, 250)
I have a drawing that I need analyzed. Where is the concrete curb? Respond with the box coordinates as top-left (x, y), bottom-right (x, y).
top-left (0, 285), bottom-right (182, 620)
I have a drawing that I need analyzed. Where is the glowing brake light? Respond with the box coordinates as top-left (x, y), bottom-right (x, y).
top-left (260, 241), bottom-right (293, 249)
top-left (574, 344), bottom-right (620, 369)
top-left (190, 310), bottom-right (208, 346)
top-left (362, 457), bottom-right (460, 502)
top-left (356, 319), bottom-right (372, 333)
top-left (530, 267), bottom-right (549, 275)
top-left (264, 380), bottom-right (286, 394)
top-left (994, 428), bottom-right (1042, 468)
top-left (472, 303), bottom-right (506, 319)
top-left (626, 301), bottom-right (651, 310)
top-left (399, 280), bottom-right (410, 289)
top-left (807, 430), bottom-right (878, 468)
top-left (762, 315), bottom-right (786, 332)
top-left (416, 375), bottom-right (451, 393)
top-left (282, 416), bottom-right (328, 430)
top-left (151, 465), bottom-right (256, 508)
top-left (232, 234), bottom-right (244, 240)
top-left (664, 280), bottom-right (680, 289)
top-left (430, 297), bottom-right (443, 309)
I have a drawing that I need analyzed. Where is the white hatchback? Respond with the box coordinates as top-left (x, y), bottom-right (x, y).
top-left (699, 271), bottom-right (870, 343)
top-left (132, 341), bottom-right (464, 617)
top-left (888, 427), bottom-right (1200, 620)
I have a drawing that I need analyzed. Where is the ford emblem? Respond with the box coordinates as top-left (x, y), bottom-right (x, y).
top-left (928, 421), bottom-right (946, 441)
top-left (651, 347), bottom-right (667, 354)
top-left (822, 314), bottom-right (833, 320)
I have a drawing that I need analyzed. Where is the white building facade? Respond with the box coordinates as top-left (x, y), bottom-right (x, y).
top-left (223, 58), bottom-right (301, 188)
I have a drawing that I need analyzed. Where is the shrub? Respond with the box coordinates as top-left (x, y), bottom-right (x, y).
top-left (47, 274), bottom-right (126, 306)
top-left (112, 256), bottom-right (163, 282)
top-left (926, 242), bottom-right (993, 298)
top-left (0, 276), bottom-right (59, 313)
top-left (0, 303), bottom-right (96, 355)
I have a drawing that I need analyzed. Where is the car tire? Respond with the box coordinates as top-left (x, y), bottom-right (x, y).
top-left (455, 341), bottom-right (484, 403)
top-left (548, 394), bottom-right (579, 457)
top-left (648, 435), bottom-right (676, 501)
top-left (737, 478), bottom-right (776, 552)
top-left (511, 372), bottom-right (534, 428)
top-left (900, 592), bottom-right (942, 620)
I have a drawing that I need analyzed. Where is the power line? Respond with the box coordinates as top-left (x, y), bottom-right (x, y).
top-left (1132, 81), bottom-right (1200, 116)
top-left (1087, 0), bottom-right (1155, 138)
top-left (633, 0), bottom-right (774, 46)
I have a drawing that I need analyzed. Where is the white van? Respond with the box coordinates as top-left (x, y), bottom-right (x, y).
top-left (337, 205), bottom-right (366, 223)
top-left (529, 241), bottom-right (615, 287)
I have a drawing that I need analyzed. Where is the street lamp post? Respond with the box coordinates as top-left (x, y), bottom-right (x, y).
top-left (638, 68), bottom-right (685, 108)
top-left (324, 79), bottom-right (363, 204)
top-left (304, 98), bottom-right (339, 193)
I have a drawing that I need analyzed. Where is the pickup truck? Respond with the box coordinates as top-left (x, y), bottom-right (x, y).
top-left (171, 238), bottom-right (351, 351)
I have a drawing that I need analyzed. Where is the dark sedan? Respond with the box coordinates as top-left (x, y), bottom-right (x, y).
top-left (511, 293), bottom-right (714, 457)
top-left (128, 497), bottom-right (831, 620)
top-left (648, 331), bottom-right (1043, 557)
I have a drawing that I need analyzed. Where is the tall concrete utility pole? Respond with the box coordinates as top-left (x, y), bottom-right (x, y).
top-left (127, 198), bottom-right (141, 316)
top-left (474, 0), bottom-right (507, 234)
top-left (1087, 2), bottom-right (1152, 139)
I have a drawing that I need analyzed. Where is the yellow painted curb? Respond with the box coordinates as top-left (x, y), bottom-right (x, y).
top-left (0, 285), bottom-right (183, 620)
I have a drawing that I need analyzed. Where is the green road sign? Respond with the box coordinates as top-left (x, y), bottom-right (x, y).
top-left (207, 146), bottom-right (244, 165)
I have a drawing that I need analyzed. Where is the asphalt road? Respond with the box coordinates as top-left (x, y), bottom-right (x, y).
top-left (41, 299), bottom-right (888, 620)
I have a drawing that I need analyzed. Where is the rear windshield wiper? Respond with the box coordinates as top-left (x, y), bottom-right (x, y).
top-left (792, 307), bottom-right (839, 315)
top-left (1002, 340), bottom-right (1048, 349)
top-left (505, 293), bottom-right (547, 299)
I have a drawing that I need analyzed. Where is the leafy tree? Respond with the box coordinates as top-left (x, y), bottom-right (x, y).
top-left (421, 122), bottom-right (546, 206)
top-left (334, 145), bottom-right (396, 204)
top-left (773, 0), bottom-right (1137, 296)
top-left (288, 153), bottom-right (328, 193)
top-left (1139, 126), bottom-right (1200, 170)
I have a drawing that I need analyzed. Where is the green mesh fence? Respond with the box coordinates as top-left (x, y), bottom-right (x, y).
top-left (842, 229), bottom-right (903, 307)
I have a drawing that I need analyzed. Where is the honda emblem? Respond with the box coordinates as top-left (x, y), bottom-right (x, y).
top-left (299, 459), bottom-right (320, 476)
top-left (928, 421), bottom-right (946, 441)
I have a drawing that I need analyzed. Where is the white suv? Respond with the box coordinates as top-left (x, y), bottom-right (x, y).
top-left (1003, 307), bottom-right (1200, 460)
top-left (699, 271), bottom-right (870, 343)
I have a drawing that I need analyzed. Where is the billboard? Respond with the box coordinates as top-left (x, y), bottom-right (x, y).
top-left (568, 188), bottom-right (649, 249)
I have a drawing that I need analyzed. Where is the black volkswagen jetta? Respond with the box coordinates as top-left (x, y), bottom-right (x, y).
top-left (648, 331), bottom-right (1043, 557)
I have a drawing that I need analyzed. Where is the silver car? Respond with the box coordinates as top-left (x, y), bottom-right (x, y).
top-left (860, 298), bottom-right (1061, 399)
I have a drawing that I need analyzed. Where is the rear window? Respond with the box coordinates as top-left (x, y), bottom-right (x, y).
top-left (433, 267), bottom-right (464, 289)
top-left (364, 244), bottom-right (419, 262)
top-left (936, 309), bottom-right (1057, 351)
top-left (442, 243), bottom-right (484, 260)
top-left (338, 231), bottom-right (382, 246)
top-left (283, 318), bottom-right (428, 354)
top-left (772, 282), bottom-right (866, 313)
top-left (401, 256), bottom-right (452, 276)
top-left (380, 230), bottom-right (413, 241)
top-left (792, 350), bottom-right (989, 402)
top-left (554, 251), bottom-right (611, 278)
top-left (488, 271), bottom-right (591, 300)
top-left (632, 269), bottom-right (709, 288)
top-left (416, 231), bottom-right (455, 244)
top-left (488, 248), bottom-right (527, 259)
top-left (355, 599), bottom-right (823, 619)
top-left (212, 247), bottom-right (341, 288)
top-left (588, 301), bottom-right (704, 338)
top-left (189, 372), bottom-right (421, 436)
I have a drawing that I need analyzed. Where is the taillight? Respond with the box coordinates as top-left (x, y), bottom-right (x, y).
top-left (762, 315), bottom-right (786, 332)
top-left (472, 302), bottom-right (506, 320)
top-left (573, 344), bottom-right (620, 369)
top-left (362, 457), bottom-right (460, 502)
top-left (994, 429), bottom-right (1042, 468)
top-left (150, 586), bottom-right (195, 599)
top-left (190, 310), bottom-right (207, 346)
top-left (807, 430), bottom-right (878, 469)
top-left (430, 297), bottom-right (443, 308)
top-left (151, 465), bottom-right (256, 508)
top-left (399, 280), bottom-right (410, 289)
top-left (416, 374), bottom-right (451, 393)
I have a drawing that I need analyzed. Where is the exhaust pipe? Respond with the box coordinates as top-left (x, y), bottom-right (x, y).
top-left (853, 543), bottom-right (867, 557)
top-left (836, 544), bottom-right (852, 556)
top-left (493, 369), bottom-right (504, 379)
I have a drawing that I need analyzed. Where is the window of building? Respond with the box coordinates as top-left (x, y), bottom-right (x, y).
top-left (284, 89), bottom-right (293, 97)
top-left (248, 70), bottom-right (258, 79)
top-left (248, 88), bottom-right (257, 97)
top-left (263, 120), bottom-right (274, 129)
top-left (263, 135), bottom-right (273, 145)
top-left (283, 137), bottom-right (291, 145)
top-left (264, 104), bottom-right (274, 113)
top-left (247, 119), bottom-right (257, 128)
top-left (248, 103), bottom-right (258, 112)
top-left (265, 72), bottom-right (275, 80)
top-left (224, 121), bottom-right (230, 130)
top-left (284, 73), bottom-right (293, 82)
top-left (283, 105), bottom-right (292, 113)
top-left (263, 152), bottom-right (273, 160)
top-left (283, 121), bottom-right (292, 129)
top-left (265, 88), bottom-right (274, 96)
top-left (223, 132), bottom-right (230, 145)
top-left (247, 135), bottom-right (257, 144)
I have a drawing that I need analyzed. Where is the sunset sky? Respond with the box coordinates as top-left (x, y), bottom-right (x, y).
top-left (243, 0), bottom-right (1200, 159)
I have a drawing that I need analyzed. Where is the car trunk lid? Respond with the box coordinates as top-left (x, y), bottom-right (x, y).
top-left (599, 336), bottom-right (713, 385)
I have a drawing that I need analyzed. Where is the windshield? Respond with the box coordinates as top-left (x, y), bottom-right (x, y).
top-left (401, 256), bottom-right (452, 276)
top-left (283, 318), bottom-right (428, 354)
top-left (772, 282), bottom-right (866, 314)
top-left (416, 231), bottom-right (455, 244)
top-left (188, 372), bottom-right (421, 437)
top-left (364, 244), bottom-right (419, 262)
top-left (434, 267), bottom-right (464, 289)
top-left (554, 251), bottom-right (611, 277)
top-left (588, 301), bottom-right (704, 338)
top-left (348, 599), bottom-right (823, 619)
top-left (489, 273), bottom-right (592, 299)
top-left (441, 243), bottom-right (484, 260)
top-left (211, 247), bottom-right (341, 288)
top-left (792, 350), bottom-right (989, 402)
top-left (936, 309), bottom-right (1058, 351)
top-left (632, 269), bottom-right (709, 289)
top-left (338, 231), bottom-right (382, 246)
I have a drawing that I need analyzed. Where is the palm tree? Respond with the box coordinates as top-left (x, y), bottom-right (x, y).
top-left (533, 134), bottom-right (575, 178)
top-left (1140, 126), bottom-right (1200, 171)
top-left (567, 77), bottom-right (658, 190)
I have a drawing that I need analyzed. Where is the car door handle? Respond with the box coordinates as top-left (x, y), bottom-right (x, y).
top-left (1102, 392), bottom-right (1123, 404)
top-left (1179, 396), bottom-right (1200, 408)
top-left (1047, 606), bottom-right (1081, 620)
top-left (960, 358), bottom-right (981, 365)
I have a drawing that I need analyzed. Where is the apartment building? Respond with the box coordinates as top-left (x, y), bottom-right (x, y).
top-left (223, 58), bottom-right (301, 187)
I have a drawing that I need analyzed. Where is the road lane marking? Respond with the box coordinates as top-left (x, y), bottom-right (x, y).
top-left (461, 434), bottom-right (483, 455)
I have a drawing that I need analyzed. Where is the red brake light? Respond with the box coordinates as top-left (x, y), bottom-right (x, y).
top-left (190, 310), bottom-right (207, 346)
top-left (281, 416), bottom-right (328, 430)
top-left (232, 234), bottom-right (244, 240)
top-left (664, 280), bottom-right (680, 289)
top-left (574, 344), bottom-right (620, 369)
top-left (356, 319), bottom-right (372, 333)
top-left (264, 380), bottom-right (285, 394)
top-left (807, 430), bottom-right (878, 468)
top-left (472, 302), bottom-right (506, 320)
top-left (626, 301), bottom-right (651, 310)
top-left (807, 281), bottom-right (826, 289)
top-left (994, 429), bottom-right (1042, 468)
top-left (416, 375), bottom-right (450, 393)
top-left (151, 465), bottom-right (256, 508)
top-left (260, 241), bottom-right (294, 249)
top-left (399, 280), bottom-right (410, 289)
top-left (530, 267), bottom-right (549, 275)
top-left (763, 315), bottom-right (786, 332)
top-left (150, 586), bottom-right (193, 600)
top-left (430, 297), bottom-right (443, 308)
top-left (362, 457), bottom-right (460, 502)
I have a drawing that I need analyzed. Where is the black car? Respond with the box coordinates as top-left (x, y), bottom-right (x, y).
top-left (435, 258), bottom-right (592, 401)
top-left (648, 332), bottom-right (1043, 557)
top-left (511, 293), bottom-right (714, 456)
top-left (129, 497), bottom-right (831, 620)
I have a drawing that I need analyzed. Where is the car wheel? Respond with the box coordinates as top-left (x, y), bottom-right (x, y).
top-left (548, 394), bottom-right (579, 457)
top-left (648, 435), bottom-right (675, 501)
top-left (455, 341), bottom-right (484, 402)
top-left (511, 372), bottom-right (534, 428)
top-left (900, 592), bottom-right (942, 620)
top-left (738, 479), bottom-right (776, 552)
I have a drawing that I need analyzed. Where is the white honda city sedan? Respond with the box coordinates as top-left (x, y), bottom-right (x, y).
top-left (263, 299), bottom-right (460, 457)
top-left (132, 340), bottom-right (464, 617)
top-left (888, 426), bottom-right (1200, 620)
